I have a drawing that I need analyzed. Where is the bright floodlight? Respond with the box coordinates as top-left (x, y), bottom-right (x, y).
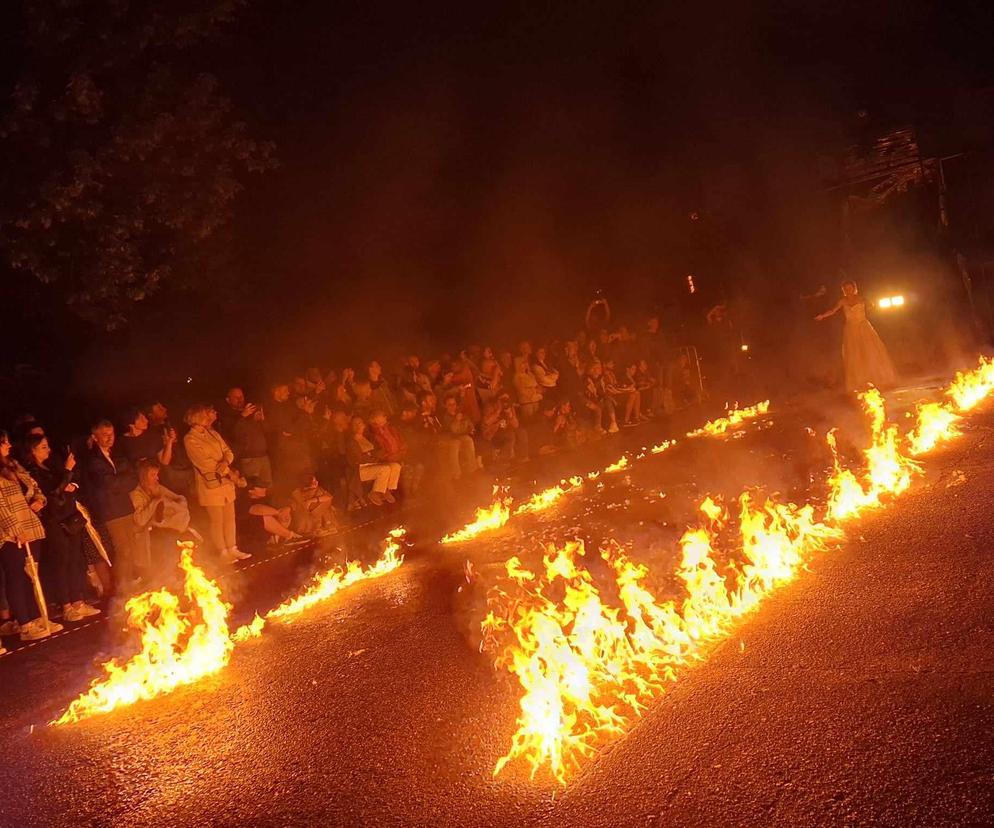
top-left (891, 294), bottom-right (905, 306)
top-left (878, 297), bottom-right (892, 309)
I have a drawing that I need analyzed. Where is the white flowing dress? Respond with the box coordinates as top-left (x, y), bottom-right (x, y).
top-left (842, 300), bottom-right (896, 391)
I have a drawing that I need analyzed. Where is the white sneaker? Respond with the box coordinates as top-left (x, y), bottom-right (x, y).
top-left (231, 548), bottom-right (252, 560)
top-left (46, 620), bottom-right (64, 634)
top-left (20, 619), bottom-right (52, 642)
top-left (74, 602), bottom-right (101, 618)
top-left (607, 422), bottom-right (620, 434)
top-left (0, 645), bottom-right (6, 655)
top-left (220, 549), bottom-right (241, 565)
top-left (0, 620), bottom-right (19, 636)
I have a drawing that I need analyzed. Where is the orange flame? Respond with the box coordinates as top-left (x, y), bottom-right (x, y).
top-left (440, 490), bottom-right (513, 544)
top-left (946, 356), bottom-right (994, 411)
top-left (53, 543), bottom-right (235, 725)
top-left (483, 489), bottom-right (838, 785)
top-left (516, 477), bottom-right (584, 517)
top-left (907, 401), bottom-right (961, 455)
top-left (826, 388), bottom-right (921, 521)
top-left (268, 528), bottom-right (405, 620)
top-left (603, 455), bottom-right (629, 473)
top-left (687, 400), bottom-right (770, 437)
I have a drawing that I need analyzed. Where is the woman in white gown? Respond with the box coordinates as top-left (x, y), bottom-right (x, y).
top-left (815, 280), bottom-right (896, 391)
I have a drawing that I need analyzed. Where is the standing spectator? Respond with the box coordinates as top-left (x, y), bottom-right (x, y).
top-left (367, 361), bottom-right (397, 416)
top-left (22, 435), bottom-right (98, 622)
top-left (85, 419), bottom-right (145, 592)
top-left (585, 294), bottom-right (611, 335)
top-left (120, 407), bottom-right (179, 470)
top-left (558, 340), bottom-right (585, 409)
top-left (221, 387), bottom-right (273, 489)
top-left (346, 417), bottom-right (401, 506)
top-left (145, 401), bottom-right (192, 495)
top-left (440, 395), bottom-right (478, 478)
top-left (531, 346), bottom-right (561, 402)
top-left (450, 359), bottom-right (481, 423)
top-left (184, 405), bottom-right (250, 564)
top-left (512, 356), bottom-right (543, 418)
top-left (396, 402), bottom-right (427, 497)
top-left (0, 430), bottom-right (63, 641)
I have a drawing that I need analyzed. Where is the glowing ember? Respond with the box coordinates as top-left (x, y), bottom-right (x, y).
top-left (907, 400), bottom-right (960, 455)
top-left (687, 400), bottom-right (770, 437)
top-left (441, 489), bottom-right (513, 543)
top-left (268, 528), bottom-right (405, 619)
top-left (54, 543), bottom-right (234, 725)
top-left (603, 455), bottom-right (629, 473)
top-left (516, 477), bottom-right (584, 516)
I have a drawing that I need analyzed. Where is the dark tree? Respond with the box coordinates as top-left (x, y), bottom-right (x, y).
top-left (0, 0), bottom-right (275, 329)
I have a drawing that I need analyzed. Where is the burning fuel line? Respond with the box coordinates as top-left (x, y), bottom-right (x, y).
top-left (52, 529), bottom-right (406, 725)
top-left (440, 402), bottom-right (769, 546)
top-left (479, 359), bottom-right (992, 786)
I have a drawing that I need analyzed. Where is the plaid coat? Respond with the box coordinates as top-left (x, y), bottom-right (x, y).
top-left (0, 463), bottom-right (47, 544)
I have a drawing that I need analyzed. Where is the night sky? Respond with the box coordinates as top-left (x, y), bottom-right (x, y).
top-left (4, 0), bottom-right (994, 412)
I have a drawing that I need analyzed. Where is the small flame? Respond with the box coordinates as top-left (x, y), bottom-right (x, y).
top-left (604, 456), bottom-right (629, 473)
top-left (268, 528), bottom-right (406, 619)
top-left (231, 613), bottom-right (266, 642)
top-left (441, 490), bottom-right (513, 544)
top-left (53, 543), bottom-right (234, 725)
top-left (516, 477), bottom-right (584, 516)
top-left (650, 440), bottom-right (675, 455)
top-left (687, 401), bottom-right (770, 438)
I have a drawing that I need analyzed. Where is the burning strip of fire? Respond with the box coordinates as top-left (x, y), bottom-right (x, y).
top-left (603, 455), bottom-right (628, 473)
top-left (53, 543), bottom-right (236, 725)
top-left (482, 358), bottom-right (994, 784)
top-left (440, 489), bottom-right (514, 544)
top-left (687, 400), bottom-right (770, 438)
top-left (267, 528), bottom-right (406, 620)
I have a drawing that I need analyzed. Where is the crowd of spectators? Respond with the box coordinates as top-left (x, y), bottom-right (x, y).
top-left (0, 299), bottom-right (708, 653)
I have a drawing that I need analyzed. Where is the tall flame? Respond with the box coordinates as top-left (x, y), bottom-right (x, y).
top-left (268, 528), bottom-right (405, 620)
top-left (946, 356), bottom-right (994, 411)
top-left (53, 543), bottom-right (234, 725)
top-left (907, 400), bottom-right (960, 456)
top-left (483, 489), bottom-right (838, 785)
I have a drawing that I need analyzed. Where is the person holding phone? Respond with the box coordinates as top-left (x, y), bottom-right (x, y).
top-left (22, 434), bottom-right (99, 622)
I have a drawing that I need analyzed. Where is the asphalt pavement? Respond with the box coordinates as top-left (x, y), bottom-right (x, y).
top-left (2, 387), bottom-right (993, 827)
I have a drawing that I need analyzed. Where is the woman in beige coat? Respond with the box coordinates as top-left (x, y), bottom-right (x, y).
top-left (183, 405), bottom-right (251, 564)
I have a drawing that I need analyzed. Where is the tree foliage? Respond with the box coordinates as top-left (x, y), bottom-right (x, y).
top-left (0, 0), bottom-right (275, 329)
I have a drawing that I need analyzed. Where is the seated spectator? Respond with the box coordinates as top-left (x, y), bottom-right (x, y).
top-left (480, 393), bottom-right (529, 465)
top-left (236, 480), bottom-right (306, 547)
top-left (22, 435), bottom-right (99, 623)
top-left (450, 358), bottom-right (481, 423)
top-left (352, 380), bottom-right (374, 418)
top-left (440, 394), bottom-right (478, 479)
top-left (346, 416), bottom-right (401, 506)
top-left (634, 359), bottom-right (660, 417)
top-left (0, 430), bottom-right (63, 642)
top-left (290, 376), bottom-right (309, 399)
top-left (512, 356), bottom-right (543, 418)
top-left (184, 405), bottom-right (250, 564)
top-left (551, 400), bottom-right (584, 449)
top-left (131, 458), bottom-right (198, 570)
top-left (477, 357), bottom-right (503, 405)
top-left (86, 419), bottom-right (146, 592)
top-left (220, 387), bottom-right (273, 489)
top-left (289, 473), bottom-right (336, 536)
top-left (583, 361), bottom-right (619, 434)
top-left (398, 355), bottom-right (426, 402)
top-left (498, 351), bottom-right (514, 378)
top-left (604, 359), bottom-right (641, 427)
top-left (424, 360), bottom-right (443, 389)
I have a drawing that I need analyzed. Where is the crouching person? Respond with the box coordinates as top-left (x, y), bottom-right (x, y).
top-left (131, 459), bottom-right (199, 573)
top-left (290, 473), bottom-right (336, 536)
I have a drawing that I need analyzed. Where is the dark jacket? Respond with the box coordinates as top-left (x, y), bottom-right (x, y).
top-left (84, 446), bottom-right (136, 523)
top-left (24, 457), bottom-right (79, 525)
